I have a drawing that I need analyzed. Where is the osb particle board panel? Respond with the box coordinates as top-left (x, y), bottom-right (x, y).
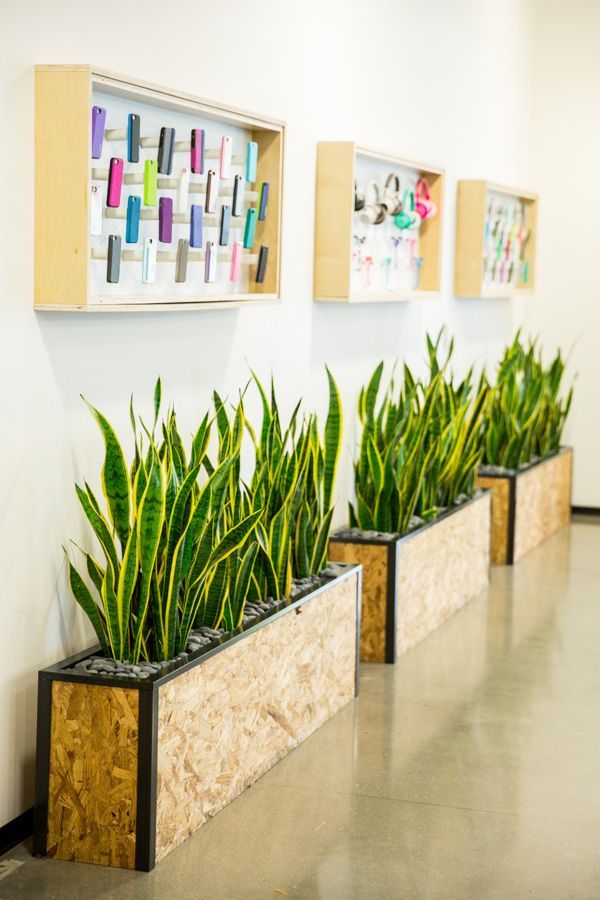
top-left (395, 493), bottom-right (491, 656)
top-left (328, 540), bottom-right (388, 662)
top-left (514, 450), bottom-right (572, 562)
top-left (155, 573), bottom-right (358, 862)
top-left (476, 475), bottom-right (511, 564)
top-left (46, 682), bottom-right (139, 868)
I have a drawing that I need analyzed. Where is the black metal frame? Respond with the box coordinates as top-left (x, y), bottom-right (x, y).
top-left (330, 491), bottom-right (489, 663)
top-left (33, 564), bottom-right (362, 872)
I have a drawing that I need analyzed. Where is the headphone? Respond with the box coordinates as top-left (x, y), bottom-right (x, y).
top-left (394, 189), bottom-right (421, 230)
top-left (359, 182), bottom-right (387, 225)
top-left (415, 178), bottom-right (437, 220)
top-left (354, 181), bottom-right (365, 212)
top-left (381, 173), bottom-right (402, 216)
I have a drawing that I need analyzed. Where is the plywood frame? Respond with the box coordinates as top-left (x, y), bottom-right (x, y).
top-left (328, 492), bottom-right (491, 663)
top-left (34, 566), bottom-right (361, 871)
top-left (454, 179), bottom-right (538, 298)
top-left (314, 141), bottom-right (444, 303)
top-left (476, 447), bottom-right (572, 564)
top-left (34, 65), bottom-right (285, 312)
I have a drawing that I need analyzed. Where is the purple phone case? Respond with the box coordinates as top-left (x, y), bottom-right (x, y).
top-left (159, 197), bottom-right (173, 243)
top-left (190, 204), bottom-right (203, 248)
top-left (91, 106), bottom-right (106, 159)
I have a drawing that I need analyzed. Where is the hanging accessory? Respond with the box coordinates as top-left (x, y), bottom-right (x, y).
top-left (157, 126), bottom-right (175, 175)
top-left (125, 195), bottom-right (141, 243)
top-left (176, 167), bottom-right (190, 213)
top-left (191, 128), bottom-right (205, 174)
top-left (90, 185), bottom-right (102, 236)
top-left (91, 106), bottom-right (106, 159)
top-left (359, 182), bottom-right (386, 225)
top-left (230, 241), bottom-right (242, 282)
top-left (159, 197), bottom-right (173, 243)
top-left (144, 159), bottom-right (158, 206)
top-left (127, 113), bottom-right (140, 163)
top-left (175, 239), bottom-right (189, 283)
top-left (219, 136), bottom-right (233, 179)
top-left (394, 190), bottom-right (421, 230)
top-left (354, 181), bottom-right (365, 211)
top-left (142, 237), bottom-right (157, 283)
top-left (415, 178), bottom-right (436, 220)
top-left (106, 158), bottom-right (123, 208)
top-left (258, 181), bottom-right (269, 221)
top-left (219, 205), bottom-right (231, 245)
top-left (190, 204), bottom-right (203, 248)
top-left (106, 235), bottom-right (121, 283)
top-left (246, 142), bottom-right (258, 183)
top-left (232, 175), bottom-right (244, 217)
top-left (381, 173), bottom-right (402, 215)
top-left (205, 170), bottom-right (218, 213)
top-left (204, 241), bottom-right (216, 282)
top-left (244, 208), bottom-right (257, 248)
top-left (255, 246), bottom-right (269, 283)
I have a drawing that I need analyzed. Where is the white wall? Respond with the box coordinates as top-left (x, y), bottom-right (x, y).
top-left (0, 0), bottom-right (536, 826)
top-left (525, 0), bottom-right (600, 507)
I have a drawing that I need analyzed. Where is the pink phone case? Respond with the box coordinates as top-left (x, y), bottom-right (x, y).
top-left (230, 241), bottom-right (242, 282)
top-left (107, 158), bottom-right (124, 208)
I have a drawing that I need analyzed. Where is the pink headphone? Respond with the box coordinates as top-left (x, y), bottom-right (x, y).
top-left (415, 178), bottom-right (437, 220)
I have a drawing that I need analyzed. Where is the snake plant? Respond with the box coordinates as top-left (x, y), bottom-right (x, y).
top-left (65, 380), bottom-right (261, 663)
top-left (65, 370), bottom-right (342, 663)
top-left (480, 333), bottom-right (573, 470)
top-left (350, 333), bottom-right (488, 535)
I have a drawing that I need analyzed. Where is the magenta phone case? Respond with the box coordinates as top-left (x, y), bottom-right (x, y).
top-left (106, 158), bottom-right (124, 208)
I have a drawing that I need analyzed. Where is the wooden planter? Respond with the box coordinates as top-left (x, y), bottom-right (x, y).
top-left (476, 447), bottom-right (572, 565)
top-left (328, 492), bottom-right (491, 663)
top-left (34, 565), bottom-right (361, 871)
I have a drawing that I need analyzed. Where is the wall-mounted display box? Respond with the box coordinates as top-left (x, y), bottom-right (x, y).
top-left (314, 141), bottom-right (444, 303)
top-left (34, 65), bottom-right (284, 312)
top-left (454, 180), bottom-right (537, 298)
top-left (314, 142), bottom-right (444, 303)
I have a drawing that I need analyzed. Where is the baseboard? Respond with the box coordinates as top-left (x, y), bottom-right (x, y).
top-left (0, 808), bottom-right (33, 856)
top-left (572, 506), bottom-right (600, 517)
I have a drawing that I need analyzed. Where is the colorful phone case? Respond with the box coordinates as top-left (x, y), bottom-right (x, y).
top-left (190, 204), bottom-right (203, 248)
top-left (157, 126), bottom-right (175, 175)
top-left (257, 181), bottom-right (269, 221)
top-left (230, 241), bottom-right (242, 282)
top-left (90, 185), bottom-right (103, 236)
top-left (255, 245), bottom-right (268, 284)
top-left (219, 136), bottom-right (232, 179)
top-left (205, 170), bottom-right (218, 213)
top-left (191, 128), bottom-right (204, 174)
top-left (232, 175), bottom-right (244, 217)
top-left (106, 158), bottom-right (124, 208)
top-left (246, 141), bottom-right (258, 183)
top-left (176, 167), bottom-right (190, 213)
top-left (243, 208), bottom-right (257, 249)
top-left (91, 106), bottom-right (106, 159)
top-left (159, 197), bottom-right (173, 243)
top-left (125, 195), bottom-right (141, 243)
top-left (106, 235), bottom-right (121, 283)
top-left (175, 239), bottom-right (189, 283)
top-left (144, 160), bottom-right (158, 206)
top-left (127, 113), bottom-right (140, 163)
top-left (219, 205), bottom-right (231, 246)
top-left (142, 237), bottom-right (157, 283)
top-left (204, 241), bottom-right (216, 283)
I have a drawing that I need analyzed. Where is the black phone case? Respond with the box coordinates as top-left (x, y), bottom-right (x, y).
top-left (107, 235), bottom-right (122, 283)
top-left (128, 114), bottom-right (140, 163)
top-left (219, 205), bottom-right (231, 246)
top-left (255, 245), bottom-right (269, 284)
top-left (158, 126), bottom-right (175, 175)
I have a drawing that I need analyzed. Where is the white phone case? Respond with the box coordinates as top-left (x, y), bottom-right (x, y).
top-left (142, 237), bottom-right (157, 284)
top-left (205, 241), bottom-right (217, 283)
top-left (176, 167), bottom-right (190, 213)
top-left (90, 185), bottom-right (103, 236)
top-left (220, 136), bottom-right (232, 180)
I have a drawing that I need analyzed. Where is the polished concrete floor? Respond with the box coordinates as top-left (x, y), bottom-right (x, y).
top-left (2, 521), bottom-right (600, 899)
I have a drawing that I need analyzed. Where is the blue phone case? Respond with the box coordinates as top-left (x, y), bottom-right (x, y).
top-left (125, 196), bottom-right (141, 243)
top-left (246, 142), bottom-right (258, 183)
top-left (127, 114), bottom-right (140, 163)
top-left (258, 182), bottom-right (269, 221)
top-left (190, 204), bottom-right (203, 248)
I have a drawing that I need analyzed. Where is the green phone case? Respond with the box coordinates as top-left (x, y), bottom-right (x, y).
top-left (244, 208), bottom-right (257, 249)
top-left (144, 160), bottom-right (158, 206)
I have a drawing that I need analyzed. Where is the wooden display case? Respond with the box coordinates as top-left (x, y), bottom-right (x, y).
top-left (314, 142), bottom-right (444, 303)
top-left (34, 65), bottom-right (284, 312)
top-left (454, 180), bottom-right (537, 298)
